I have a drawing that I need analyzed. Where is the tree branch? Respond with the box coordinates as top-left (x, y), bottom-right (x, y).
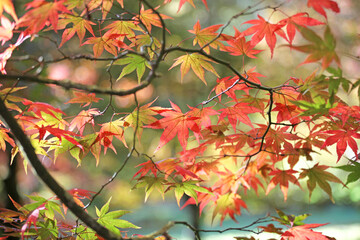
top-left (0, 74), bottom-right (152, 97)
top-left (0, 97), bottom-right (121, 240)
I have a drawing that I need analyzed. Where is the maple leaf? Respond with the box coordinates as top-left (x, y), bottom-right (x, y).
top-left (290, 26), bottom-right (340, 70)
top-left (86, 0), bottom-right (114, 19)
top-left (169, 0), bottom-right (209, 12)
top-left (321, 129), bottom-right (360, 162)
top-left (188, 20), bottom-right (223, 53)
top-left (104, 20), bottom-right (142, 40)
top-left (281, 223), bottom-right (329, 240)
top-left (0, 0), bottom-right (18, 21)
top-left (219, 102), bottom-right (262, 131)
top-left (98, 118), bottom-right (128, 155)
top-left (0, 33), bottom-right (28, 74)
top-left (187, 106), bottom-right (219, 128)
top-left (58, 188), bottom-right (96, 214)
top-left (0, 126), bottom-right (15, 151)
top-left (337, 160), bottom-right (360, 185)
top-left (133, 176), bottom-right (167, 201)
top-left (137, 5), bottom-right (172, 33)
top-left (124, 99), bottom-right (164, 139)
top-left (225, 35), bottom-right (263, 58)
top-left (266, 169), bottom-right (301, 201)
top-left (133, 160), bottom-right (158, 179)
top-left (114, 54), bottom-right (151, 82)
top-left (0, 44), bottom-right (15, 74)
top-left (146, 100), bottom-right (200, 152)
top-left (23, 99), bottom-right (66, 120)
top-left (65, 91), bottom-right (102, 107)
top-left (19, 0), bottom-right (70, 34)
top-left (212, 192), bottom-right (247, 224)
top-left (21, 204), bottom-right (46, 239)
top-left (213, 76), bottom-right (241, 101)
top-left (260, 224), bottom-right (283, 235)
top-left (96, 198), bottom-right (140, 236)
top-left (169, 181), bottom-right (210, 206)
top-left (299, 164), bottom-right (343, 202)
top-left (307, 0), bottom-right (340, 19)
top-left (69, 108), bottom-right (100, 135)
top-left (0, 16), bottom-right (15, 45)
top-left (58, 13), bottom-right (95, 47)
top-left (36, 124), bottom-right (83, 149)
top-left (169, 53), bottom-right (219, 85)
top-left (82, 35), bottom-right (117, 57)
top-left (279, 12), bottom-right (324, 45)
top-left (243, 15), bottom-right (287, 58)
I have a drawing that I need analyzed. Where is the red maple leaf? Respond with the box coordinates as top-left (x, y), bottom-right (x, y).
top-left (266, 169), bottom-right (301, 201)
top-left (219, 102), bottom-right (262, 131)
top-left (279, 12), bottom-right (324, 45)
top-left (213, 76), bottom-right (241, 101)
top-left (21, 204), bottom-right (46, 239)
top-left (134, 160), bottom-right (159, 179)
top-left (243, 15), bottom-right (286, 57)
top-left (281, 223), bottom-right (329, 240)
top-left (307, 0), bottom-right (340, 19)
top-left (23, 99), bottom-right (65, 120)
top-left (146, 101), bottom-right (200, 152)
top-left (36, 124), bottom-right (83, 149)
top-left (321, 129), bottom-right (360, 162)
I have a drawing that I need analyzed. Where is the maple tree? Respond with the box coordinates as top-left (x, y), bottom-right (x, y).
top-left (0, 0), bottom-right (359, 239)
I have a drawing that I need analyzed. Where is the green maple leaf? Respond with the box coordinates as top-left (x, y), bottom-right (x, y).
top-left (337, 159), bottom-right (360, 185)
top-left (114, 54), bottom-right (151, 82)
top-left (132, 176), bottom-right (167, 202)
top-left (171, 181), bottom-right (211, 206)
top-left (290, 25), bottom-right (340, 70)
top-left (124, 99), bottom-right (163, 139)
top-left (299, 164), bottom-right (343, 202)
top-left (96, 198), bottom-right (140, 236)
top-left (169, 53), bottom-right (219, 85)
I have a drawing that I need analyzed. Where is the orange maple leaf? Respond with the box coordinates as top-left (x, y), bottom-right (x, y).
top-left (19, 0), bottom-right (70, 34)
top-left (188, 20), bottom-right (224, 53)
top-left (0, 0), bottom-right (18, 21)
top-left (137, 5), bottom-right (172, 33)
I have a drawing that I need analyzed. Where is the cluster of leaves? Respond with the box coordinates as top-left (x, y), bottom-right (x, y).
top-left (0, 189), bottom-right (139, 239)
top-left (0, 0), bottom-right (359, 239)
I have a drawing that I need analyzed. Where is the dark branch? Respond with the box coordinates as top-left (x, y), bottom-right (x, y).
top-left (0, 97), bottom-right (121, 240)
